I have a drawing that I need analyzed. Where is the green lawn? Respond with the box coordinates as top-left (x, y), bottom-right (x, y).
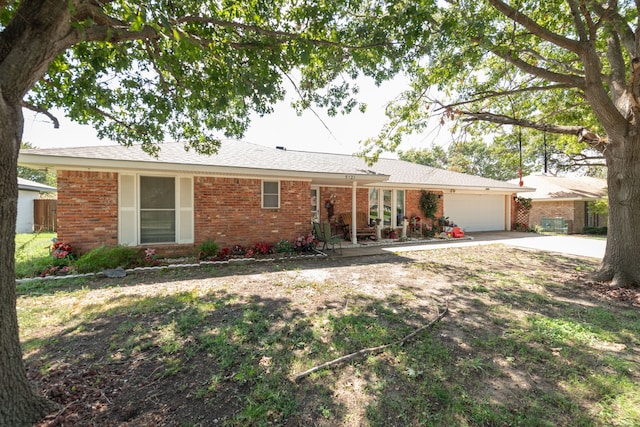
top-left (15, 232), bottom-right (56, 278)
top-left (15, 245), bottom-right (640, 426)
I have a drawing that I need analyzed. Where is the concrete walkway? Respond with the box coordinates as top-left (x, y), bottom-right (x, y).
top-left (337, 231), bottom-right (606, 260)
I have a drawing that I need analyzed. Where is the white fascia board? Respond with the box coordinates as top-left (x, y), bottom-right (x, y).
top-left (531, 197), bottom-right (599, 202)
top-left (18, 184), bottom-right (57, 192)
top-left (375, 181), bottom-right (534, 194)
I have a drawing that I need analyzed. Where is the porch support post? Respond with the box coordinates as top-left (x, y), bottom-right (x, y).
top-left (506, 194), bottom-right (512, 231)
top-left (351, 182), bottom-right (358, 245)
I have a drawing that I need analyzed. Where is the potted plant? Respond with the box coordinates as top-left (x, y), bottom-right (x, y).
top-left (438, 216), bottom-right (450, 227)
top-left (384, 227), bottom-right (398, 239)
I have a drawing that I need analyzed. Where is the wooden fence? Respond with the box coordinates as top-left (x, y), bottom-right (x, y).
top-left (33, 199), bottom-right (57, 232)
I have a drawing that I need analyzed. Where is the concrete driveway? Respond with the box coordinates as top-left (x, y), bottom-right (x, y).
top-left (382, 231), bottom-right (606, 260)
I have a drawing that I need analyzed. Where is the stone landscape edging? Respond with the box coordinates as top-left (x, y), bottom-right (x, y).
top-left (15, 251), bottom-right (327, 285)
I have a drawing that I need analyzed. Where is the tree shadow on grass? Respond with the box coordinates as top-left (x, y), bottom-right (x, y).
top-left (21, 246), bottom-right (639, 426)
top-left (382, 249), bottom-right (639, 426)
top-left (26, 289), bottom-right (342, 426)
top-left (17, 252), bottom-right (415, 298)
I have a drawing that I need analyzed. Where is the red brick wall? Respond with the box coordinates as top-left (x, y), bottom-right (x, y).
top-left (194, 177), bottom-right (311, 248)
top-left (55, 171), bottom-right (466, 256)
top-left (57, 171), bottom-right (118, 253)
top-left (529, 200), bottom-right (580, 233)
top-left (405, 189), bottom-right (444, 229)
top-left (572, 201), bottom-right (586, 232)
top-left (319, 186), bottom-right (369, 223)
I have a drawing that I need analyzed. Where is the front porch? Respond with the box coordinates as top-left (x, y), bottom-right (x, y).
top-left (323, 232), bottom-right (475, 257)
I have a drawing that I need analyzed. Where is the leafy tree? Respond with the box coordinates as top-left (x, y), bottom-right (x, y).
top-left (398, 144), bottom-right (447, 169)
top-left (0, 1), bottom-right (430, 424)
top-left (588, 195), bottom-right (609, 217)
top-left (399, 135), bottom-right (538, 181)
top-left (17, 142), bottom-right (56, 186)
top-left (365, 0), bottom-right (640, 288)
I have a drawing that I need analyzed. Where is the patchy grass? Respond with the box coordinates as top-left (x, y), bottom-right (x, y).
top-left (18, 245), bottom-right (640, 426)
top-left (15, 232), bottom-right (56, 278)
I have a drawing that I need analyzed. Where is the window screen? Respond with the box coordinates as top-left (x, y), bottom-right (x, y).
top-left (263, 181), bottom-right (279, 208)
top-left (140, 176), bottom-right (175, 243)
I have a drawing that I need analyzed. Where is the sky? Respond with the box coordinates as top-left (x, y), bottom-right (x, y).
top-left (21, 76), bottom-right (452, 158)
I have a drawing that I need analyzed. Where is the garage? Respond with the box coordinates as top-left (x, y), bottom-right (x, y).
top-left (443, 193), bottom-right (507, 232)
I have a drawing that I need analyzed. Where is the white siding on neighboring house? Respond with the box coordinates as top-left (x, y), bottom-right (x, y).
top-left (17, 189), bottom-right (38, 233)
top-left (16, 178), bottom-right (57, 233)
top-left (443, 193), bottom-right (508, 232)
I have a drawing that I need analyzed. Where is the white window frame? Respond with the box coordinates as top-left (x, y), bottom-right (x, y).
top-left (369, 188), bottom-right (405, 228)
top-left (139, 176), bottom-right (177, 245)
top-left (310, 186), bottom-right (320, 223)
top-left (118, 174), bottom-right (194, 246)
top-left (262, 180), bottom-right (280, 209)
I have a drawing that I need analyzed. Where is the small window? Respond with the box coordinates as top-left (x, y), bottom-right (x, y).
top-left (263, 181), bottom-right (280, 208)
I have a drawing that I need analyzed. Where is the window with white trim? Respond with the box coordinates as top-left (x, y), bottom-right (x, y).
top-left (118, 174), bottom-right (194, 246)
top-left (262, 181), bottom-right (280, 208)
top-left (369, 188), bottom-right (405, 227)
top-left (140, 176), bottom-right (176, 243)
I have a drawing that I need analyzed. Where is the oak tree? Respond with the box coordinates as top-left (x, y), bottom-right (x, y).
top-left (0, 0), bottom-right (427, 423)
top-left (365, 0), bottom-right (640, 288)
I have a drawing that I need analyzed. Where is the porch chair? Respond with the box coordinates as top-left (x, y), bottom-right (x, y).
top-left (337, 212), bottom-right (376, 240)
top-left (313, 221), bottom-right (342, 254)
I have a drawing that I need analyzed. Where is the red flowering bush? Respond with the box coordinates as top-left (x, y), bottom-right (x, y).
top-left (252, 242), bottom-right (273, 255)
top-left (40, 265), bottom-right (72, 278)
top-left (143, 248), bottom-right (162, 266)
top-left (232, 245), bottom-right (246, 256)
top-left (38, 241), bottom-right (77, 277)
top-left (295, 235), bottom-right (316, 252)
top-left (51, 241), bottom-right (74, 260)
top-left (215, 247), bottom-right (231, 261)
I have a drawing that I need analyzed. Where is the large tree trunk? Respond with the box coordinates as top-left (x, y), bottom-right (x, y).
top-left (0, 96), bottom-right (55, 425)
top-left (0, 1), bottom-right (77, 423)
top-left (594, 132), bottom-right (640, 288)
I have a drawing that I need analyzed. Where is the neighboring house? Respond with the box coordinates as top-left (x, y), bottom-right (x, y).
top-left (510, 174), bottom-right (608, 233)
top-left (17, 177), bottom-right (57, 233)
top-left (18, 140), bottom-right (530, 254)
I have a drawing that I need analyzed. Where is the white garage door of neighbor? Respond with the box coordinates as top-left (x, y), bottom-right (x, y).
top-left (443, 194), bottom-right (506, 232)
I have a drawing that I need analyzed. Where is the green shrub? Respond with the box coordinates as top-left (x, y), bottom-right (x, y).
top-left (275, 239), bottom-right (294, 254)
top-left (15, 233), bottom-right (57, 278)
top-left (74, 245), bottom-right (141, 273)
top-left (197, 239), bottom-right (220, 260)
top-left (16, 256), bottom-right (56, 279)
top-left (582, 226), bottom-right (608, 235)
top-left (419, 190), bottom-right (439, 220)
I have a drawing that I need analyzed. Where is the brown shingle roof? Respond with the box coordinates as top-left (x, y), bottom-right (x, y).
top-left (21, 140), bottom-right (527, 191)
top-left (510, 174), bottom-right (607, 200)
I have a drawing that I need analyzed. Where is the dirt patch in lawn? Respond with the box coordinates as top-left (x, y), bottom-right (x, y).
top-left (20, 245), bottom-right (640, 426)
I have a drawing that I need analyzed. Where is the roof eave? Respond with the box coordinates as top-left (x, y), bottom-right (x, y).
top-left (18, 185), bottom-right (57, 192)
top-left (18, 153), bottom-right (389, 184)
top-left (530, 196), bottom-right (602, 202)
top-left (378, 182), bottom-right (535, 193)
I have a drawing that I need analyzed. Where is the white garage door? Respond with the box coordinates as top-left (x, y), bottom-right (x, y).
top-left (443, 194), bottom-right (506, 232)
